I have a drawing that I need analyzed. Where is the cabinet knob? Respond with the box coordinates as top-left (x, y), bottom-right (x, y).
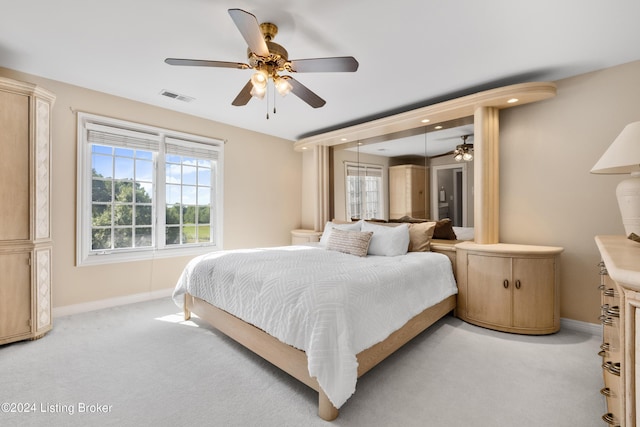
top-left (503, 279), bottom-right (509, 289)
top-left (515, 279), bottom-right (521, 289)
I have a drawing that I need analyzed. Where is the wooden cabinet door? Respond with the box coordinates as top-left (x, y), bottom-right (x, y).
top-left (0, 91), bottom-right (30, 241)
top-left (512, 257), bottom-right (556, 329)
top-left (409, 166), bottom-right (427, 219)
top-left (388, 166), bottom-right (406, 219)
top-left (466, 254), bottom-right (512, 327)
top-left (0, 252), bottom-right (31, 340)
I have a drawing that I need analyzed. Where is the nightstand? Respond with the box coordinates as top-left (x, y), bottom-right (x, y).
top-left (455, 241), bottom-right (563, 335)
top-left (291, 229), bottom-right (322, 245)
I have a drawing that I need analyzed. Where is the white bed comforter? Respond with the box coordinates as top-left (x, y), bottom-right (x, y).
top-left (172, 245), bottom-right (457, 408)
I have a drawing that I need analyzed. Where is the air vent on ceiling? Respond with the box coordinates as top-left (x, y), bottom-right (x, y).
top-left (160, 89), bottom-right (195, 103)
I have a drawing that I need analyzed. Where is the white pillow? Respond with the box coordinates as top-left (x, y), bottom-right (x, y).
top-left (319, 221), bottom-right (362, 246)
top-left (361, 222), bottom-right (410, 256)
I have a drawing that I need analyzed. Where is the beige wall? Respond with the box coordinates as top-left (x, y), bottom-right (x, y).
top-left (0, 67), bottom-right (302, 310)
top-left (500, 60), bottom-right (640, 324)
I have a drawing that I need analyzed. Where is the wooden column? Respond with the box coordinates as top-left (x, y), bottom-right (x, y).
top-left (474, 106), bottom-right (500, 244)
top-left (313, 145), bottom-right (330, 231)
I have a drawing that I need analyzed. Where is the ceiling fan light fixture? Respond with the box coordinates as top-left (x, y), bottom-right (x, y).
top-left (463, 151), bottom-right (473, 161)
top-left (274, 76), bottom-right (292, 96)
top-left (250, 84), bottom-right (266, 99)
top-left (251, 69), bottom-right (268, 89)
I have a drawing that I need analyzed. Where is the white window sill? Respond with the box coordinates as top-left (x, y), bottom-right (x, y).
top-left (77, 244), bottom-right (221, 267)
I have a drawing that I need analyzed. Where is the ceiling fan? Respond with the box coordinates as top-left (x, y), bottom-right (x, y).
top-left (453, 135), bottom-right (474, 161)
top-left (165, 8), bottom-right (359, 110)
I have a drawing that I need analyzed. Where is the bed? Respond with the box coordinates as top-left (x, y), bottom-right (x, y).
top-left (172, 221), bottom-right (457, 420)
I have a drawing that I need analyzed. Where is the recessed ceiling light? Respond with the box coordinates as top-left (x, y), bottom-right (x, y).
top-left (507, 98), bottom-right (519, 104)
top-left (434, 125), bottom-right (443, 130)
top-left (341, 138), bottom-right (348, 141)
top-left (301, 147), bottom-right (308, 150)
top-left (421, 119), bottom-right (430, 123)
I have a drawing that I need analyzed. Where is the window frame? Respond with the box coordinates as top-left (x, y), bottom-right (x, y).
top-left (76, 112), bottom-right (224, 266)
top-left (344, 161), bottom-right (385, 220)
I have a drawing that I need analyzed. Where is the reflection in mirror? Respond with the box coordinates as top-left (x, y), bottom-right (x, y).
top-left (331, 116), bottom-right (474, 229)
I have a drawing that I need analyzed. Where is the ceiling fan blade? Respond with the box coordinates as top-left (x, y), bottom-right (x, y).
top-left (231, 80), bottom-right (254, 106)
top-left (287, 77), bottom-right (326, 108)
top-left (228, 8), bottom-right (269, 57)
top-left (165, 58), bottom-right (249, 69)
top-left (289, 57), bottom-right (359, 73)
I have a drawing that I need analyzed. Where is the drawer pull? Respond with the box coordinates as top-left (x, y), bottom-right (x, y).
top-left (600, 387), bottom-right (615, 398)
top-left (599, 261), bottom-right (608, 275)
top-left (607, 306), bottom-right (620, 318)
top-left (611, 362), bottom-right (621, 376)
top-left (601, 303), bottom-right (610, 312)
top-left (503, 279), bottom-right (509, 289)
top-left (601, 342), bottom-right (611, 352)
top-left (599, 284), bottom-right (605, 290)
top-left (602, 361), bottom-right (621, 376)
top-left (603, 288), bottom-right (617, 297)
top-left (601, 412), bottom-right (619, 426)
top-left (515, 279), bottom-right (521, 289)
top-left (598, 350), bottom-right (606, 357)
top-left (600, 315), bottom-right (615, 326)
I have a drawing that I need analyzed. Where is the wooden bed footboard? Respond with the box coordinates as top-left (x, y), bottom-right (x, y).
top-left (184, 292), bottom-right (456, 421)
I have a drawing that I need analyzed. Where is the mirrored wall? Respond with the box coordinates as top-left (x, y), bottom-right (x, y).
top-left (331, 116), bottom-right (474, 226)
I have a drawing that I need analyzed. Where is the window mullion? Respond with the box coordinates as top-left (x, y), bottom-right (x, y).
top-left (156, 141), bottom-right (167, 250)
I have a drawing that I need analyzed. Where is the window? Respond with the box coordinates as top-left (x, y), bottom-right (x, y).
top-left (77, 113), bottom-right (224, 265)
top-left (345, 162), bottom-right (384, 220)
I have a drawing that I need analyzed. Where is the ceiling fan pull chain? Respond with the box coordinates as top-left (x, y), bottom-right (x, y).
top-left (273, 89), bottom-right (277, 115)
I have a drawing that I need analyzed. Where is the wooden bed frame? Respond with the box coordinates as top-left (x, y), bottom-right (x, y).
top-left (184, 292), bottom-right (456, 421)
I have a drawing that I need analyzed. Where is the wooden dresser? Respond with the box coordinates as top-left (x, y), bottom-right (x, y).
top-left (455, 242), bottom-right (563, 334)
top-left (0, 77), bottom-right (55, 345)
top-left (596, 235), bottom-right (640, 427)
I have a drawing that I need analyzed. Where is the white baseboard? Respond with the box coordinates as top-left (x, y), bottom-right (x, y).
top-left (561, 317), bottom-right (602, 337)
top-left (52, 288), bottom-right (174, 318)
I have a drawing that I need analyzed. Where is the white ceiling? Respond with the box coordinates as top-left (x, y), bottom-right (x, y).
top-left (1, 1), bottom-right (639, 142)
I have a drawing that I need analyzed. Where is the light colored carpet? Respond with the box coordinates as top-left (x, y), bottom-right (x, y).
top-left (0, 297), bottom-right (604, 427)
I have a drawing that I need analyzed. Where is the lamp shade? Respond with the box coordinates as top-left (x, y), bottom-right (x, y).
top-left (591, 121), bottom-right (640, 236)
top-left (591, 121), bottom-right (640, 174)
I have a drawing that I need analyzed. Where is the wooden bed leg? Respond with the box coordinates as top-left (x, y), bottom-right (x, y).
top-left (184, 295), bottom-right (191, 321)
top-left (318, 388), bottom-right (339, 421)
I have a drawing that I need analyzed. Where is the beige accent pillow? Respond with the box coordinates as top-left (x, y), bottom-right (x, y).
top-left (326, 228), bottom-right (374, 257)
top-left (408, 221), bottom-right (437, 252)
